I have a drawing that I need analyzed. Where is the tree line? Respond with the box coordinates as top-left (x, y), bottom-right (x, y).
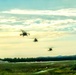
top-left (0, 55), bottom-right (76, 62)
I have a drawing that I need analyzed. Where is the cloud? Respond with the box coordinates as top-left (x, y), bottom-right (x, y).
top-left (0, 16), bottom-right (76, 32)
top-left (0, 9), bottom-right (76, 38)
top-left (0, 16), bottom-right (17, 23)
top-left (2, 8), bottom-right (76, 16)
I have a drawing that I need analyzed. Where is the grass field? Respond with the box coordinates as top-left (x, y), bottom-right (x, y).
top-left (0, 60), bottom-right (76, 75)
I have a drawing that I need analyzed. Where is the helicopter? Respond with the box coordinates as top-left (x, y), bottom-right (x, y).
top-left (20, 29), bottom-right (30, 37)
top-left (33, 38), bottom-right (38, 42)
top-left (48, 47), bottom-right (53, 51)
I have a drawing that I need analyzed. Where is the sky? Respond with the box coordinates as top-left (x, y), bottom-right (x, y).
top-left (0, 0), bottom-right (76, 10)
top-left (0, 0), bottom-right (76, 58)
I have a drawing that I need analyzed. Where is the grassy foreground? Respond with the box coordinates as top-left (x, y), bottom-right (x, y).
top-left (0, 60), bottom-right (76, 75)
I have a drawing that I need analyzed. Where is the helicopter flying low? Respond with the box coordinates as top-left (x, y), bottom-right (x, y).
top-left (20, 29), bottom-right (30, 37)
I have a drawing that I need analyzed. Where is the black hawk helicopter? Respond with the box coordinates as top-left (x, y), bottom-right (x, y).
top-left (33, 38), bottom-right (38, 42)
top-left (48, 47), bottom-right (53, 51)
top-left (20, 29), bottom-right (30, 37)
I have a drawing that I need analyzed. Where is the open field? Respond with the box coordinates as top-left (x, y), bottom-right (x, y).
top-left (0, 60), bottom-right (76, 75)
